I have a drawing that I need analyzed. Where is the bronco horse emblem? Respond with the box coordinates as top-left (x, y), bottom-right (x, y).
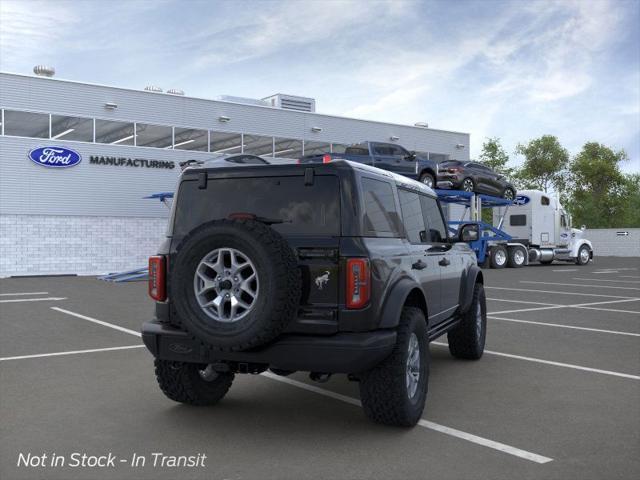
top-left (315, 271), bottom-right (330, 290)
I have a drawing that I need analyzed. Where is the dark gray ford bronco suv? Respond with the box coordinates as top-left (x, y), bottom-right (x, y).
top-left (142, 160), bottom-right (486, 427)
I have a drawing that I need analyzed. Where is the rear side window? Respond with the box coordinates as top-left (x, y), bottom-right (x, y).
top-left (398, 189), bottom-right (426, 243)
top-left (345, 143), bottom-right (369, 156)
top-left (173, 175), bottom-right (340, 236)
top-left (510, 214), bottom-right (527, 226)
top-left (361, 177), bottom-right (401, 235)
top-left (420, 196), bottom-right (448, 243)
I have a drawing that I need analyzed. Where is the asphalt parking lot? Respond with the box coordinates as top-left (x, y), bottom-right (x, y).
top-left (1, 257), bottom-right (639, 480)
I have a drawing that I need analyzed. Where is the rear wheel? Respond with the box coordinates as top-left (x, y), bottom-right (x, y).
top-left (507, 246), bottom-right (526, 268)
top-left (503, 187), bottom-right (515, 201)
top-left (419, 172), bottom-right (435, 189)
top-left (448, 283), bottom-right (486, 359)
top-left (154, 360), bottom-right (234, 405)
top-left (489, 245), bottom-right (508, 269)
top-left (359, 307), bottom-right (429, 427)
top-left (461, 178), bottom-right (475, 192)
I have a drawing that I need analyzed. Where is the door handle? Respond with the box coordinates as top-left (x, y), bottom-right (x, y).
top-left (412, 260), bottom-right (427, 270)
top-left (439, 257), bottom-right (450, 267)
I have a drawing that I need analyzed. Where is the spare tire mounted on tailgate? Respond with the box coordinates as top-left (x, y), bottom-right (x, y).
top-left (171, 219), bottom-right (301, 351)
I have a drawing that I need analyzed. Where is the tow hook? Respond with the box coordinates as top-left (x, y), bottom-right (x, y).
top-left (309, 372), bottom-right (332, 383)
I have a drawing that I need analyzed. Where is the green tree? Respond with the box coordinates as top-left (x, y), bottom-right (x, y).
top-left (566, 142), bottom-right (635, 228)
top-left (515, 135), bottom-right (569, 193)
top-left (479, 137), bottom-right (513, 176)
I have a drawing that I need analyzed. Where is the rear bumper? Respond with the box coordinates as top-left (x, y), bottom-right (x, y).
top-left (141, 321), bottom-right (397, 374)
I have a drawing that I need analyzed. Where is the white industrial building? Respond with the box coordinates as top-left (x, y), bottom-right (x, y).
top-left (0, 69), bottom-right (470, 277)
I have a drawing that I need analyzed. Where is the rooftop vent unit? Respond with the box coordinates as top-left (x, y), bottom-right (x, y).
top-left (144, 85), bottom-right (163, 93)
top-left (262, 94), bottom-right (316, 113)
top-left (216, 95), bottom-right (270, 107)
top-left (167, 88), bottom-right (185, 96)
top-left (33, 65), bottom-right (55, 77)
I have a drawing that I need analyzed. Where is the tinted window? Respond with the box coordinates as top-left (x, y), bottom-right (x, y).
top-left (373, 144), bottom-right (394, 155)
top-left (95, 119), bottom-right (134, 145)
top-left (361, 177), bottom-right (400, 235)
top-left (136, 123), bottom-right (172, 148)
top-left (174, 176), bottom-right (340, 236)
top-left (346, 143), bottom-right (370, 155)
top-left (541, 196), bottom-right (550, 206)
top-left (274, 137), bottom-right (303, 158)
top-left (4, 110), bottom-right (49, 138)
top-left (226, 155), bottom-right (267, 164)
top-left (244, 134), bottom-right (273, 156)
top-left (510, 214), bottom-right (527, 226)
top-left (440, 160), bottom-right (462, 168)
top-left (398, 189), bottom-right (426, 243)
top-left (174, 127), bottom-right (208, 151)
top-left (420, 196), bottom-right (447, 243)
top-left (211, 131), bottom-right (243, 154)
top-left (51, 114), bottom-right (93, 142)
top-left (388, 145), bottom-right (408, 157)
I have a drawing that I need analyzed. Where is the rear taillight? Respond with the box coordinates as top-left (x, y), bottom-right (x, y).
top-left (448, 167), bottom-right (460, 173)
top-left (148, 256), bottom-right (166, 301)
top-left (346, 258), bottom-right (370, 309)
top-left (322, 154), bottom-right (332, 164)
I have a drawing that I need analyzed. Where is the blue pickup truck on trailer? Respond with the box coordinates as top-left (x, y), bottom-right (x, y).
top-left (299, 141), bottom-right (440, 189)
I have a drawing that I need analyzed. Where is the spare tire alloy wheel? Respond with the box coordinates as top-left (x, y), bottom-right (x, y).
top-left (462, 178), bottom-right (474, 192)
top-left (171, 220), bottom-right (301, 352)
top-left (194, 248), bottom-right (259, 323)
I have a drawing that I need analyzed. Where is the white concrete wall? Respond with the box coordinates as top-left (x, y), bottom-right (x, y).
top-left (0, 214), bottom-right (167, 277)
top-left (586, 228), bottom-right (640, 258)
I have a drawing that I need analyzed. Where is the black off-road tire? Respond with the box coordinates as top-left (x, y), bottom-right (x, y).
top-left (154, 359), bottom-right (234, 406)
top-left (419, 172), bottom-right (435, 189)
top-left (489, 245), bottom-right (508, 269)
top-left (359, 307), bottom-right (429, 427)
top-left (171, 219), bottom-right (301, 352)
top-left (448, 283), bottom-right (486, 360)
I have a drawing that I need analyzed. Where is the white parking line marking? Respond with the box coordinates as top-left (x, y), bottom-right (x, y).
top-left (0, 345), bottom-right (144, 362)
top-left (521, 281), bottom-right (640, 291)
top-left (489, 316), bottom-right (640, 337)
top-left (0, 297), bottom-right (66, 303)
top-left (261, 372), bottom-right (553, 464)
top-left (573, 278), bottom-right (640, 284)
top-left (51, 307), bottom-right (142, 337)
top-left (552, 269), bottom-right (578, 272)
top-left (486, 286), bottom-right (637, 299)
top-left (432, 342), bottom-right (640, 380)
top-left (620, 275), bottom-right (640, 279)
top-left (490, 298), bottom-right (640, 315)
top-left (488, 298), bottom-right (559, 307)
top-left (0, 292), bottom-right (49, 296)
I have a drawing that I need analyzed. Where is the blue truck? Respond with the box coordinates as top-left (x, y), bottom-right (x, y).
top-left (299, 141), bottom-right (439, 188)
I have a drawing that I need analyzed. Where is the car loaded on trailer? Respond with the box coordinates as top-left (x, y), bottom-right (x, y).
top-left (437, 160), bottom-right (517, 200)
top-left (142, 160), bottom-right (486, 427)
top-left (299, 141), bottom-right (440, 189)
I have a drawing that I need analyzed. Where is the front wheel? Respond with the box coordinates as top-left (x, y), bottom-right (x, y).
top-left (419, 172), bottom-right (435, 189)
top-left (576, 245), bottom-right (591, 265)
top-left (154, 360), bottom-right (235, 405)
top-left (461, 178), bottom-right (475, 192)
top-left (359, 307), bottom-right (429, 427)
top-left (448, 283), bottom-right (486, 360)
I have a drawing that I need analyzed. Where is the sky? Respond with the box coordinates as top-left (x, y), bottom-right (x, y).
top-left (1, 0), bottom-right (639, 172)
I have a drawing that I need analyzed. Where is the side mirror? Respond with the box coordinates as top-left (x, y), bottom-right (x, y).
top-left (459, 224), bottom-right (479, 242)
top-left (405, 151), bottom-right (416, 161)
top-left (581, 225), bottom-right (586, 231)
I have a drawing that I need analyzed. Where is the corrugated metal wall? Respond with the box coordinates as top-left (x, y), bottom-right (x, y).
top-left (586, 228), bottom-right (640, 257)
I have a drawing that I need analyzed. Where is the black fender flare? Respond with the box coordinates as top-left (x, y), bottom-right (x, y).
top-left (378, 277), bottom-right (427, 329)
top-left (458, 265), bottom-right (483, 314)
top-left (419, 167), bottom-right (436, 180)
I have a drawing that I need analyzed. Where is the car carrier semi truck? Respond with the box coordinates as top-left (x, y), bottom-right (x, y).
top-left (492, 190), bottom-right (593, 267)
top-left (439, 189), bottom-right (594, 268)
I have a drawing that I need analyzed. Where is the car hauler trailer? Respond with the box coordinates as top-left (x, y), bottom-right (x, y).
top-left (438, 189), bottom-right (593, 268)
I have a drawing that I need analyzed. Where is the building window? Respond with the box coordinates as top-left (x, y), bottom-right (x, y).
top-left (273, 137), bottom-right (302, 158)
top-left (210, 131), bottom-right (243, 154)
top-left (428, 153), bottom-right (450, 163)
top-left (51, 114), bottom-right (93, 142)
top-left (3, 110), bottom-right (49, 138)
top-left (135, 123), bottom-right (173, 149)
top-left (95, 119), bottom-right (135, 145)
top-left (302, 140), bottom-right (330, 156)
top-left (173, 127), bottom-right (208, 151)
top-left (331, 144), bottom-right (348, 154)
top-left (244, 134), bottom-right (274, 156)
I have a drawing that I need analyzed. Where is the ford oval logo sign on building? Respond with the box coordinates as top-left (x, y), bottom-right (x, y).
top-left (28, 146), bottom-right (82, 168)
